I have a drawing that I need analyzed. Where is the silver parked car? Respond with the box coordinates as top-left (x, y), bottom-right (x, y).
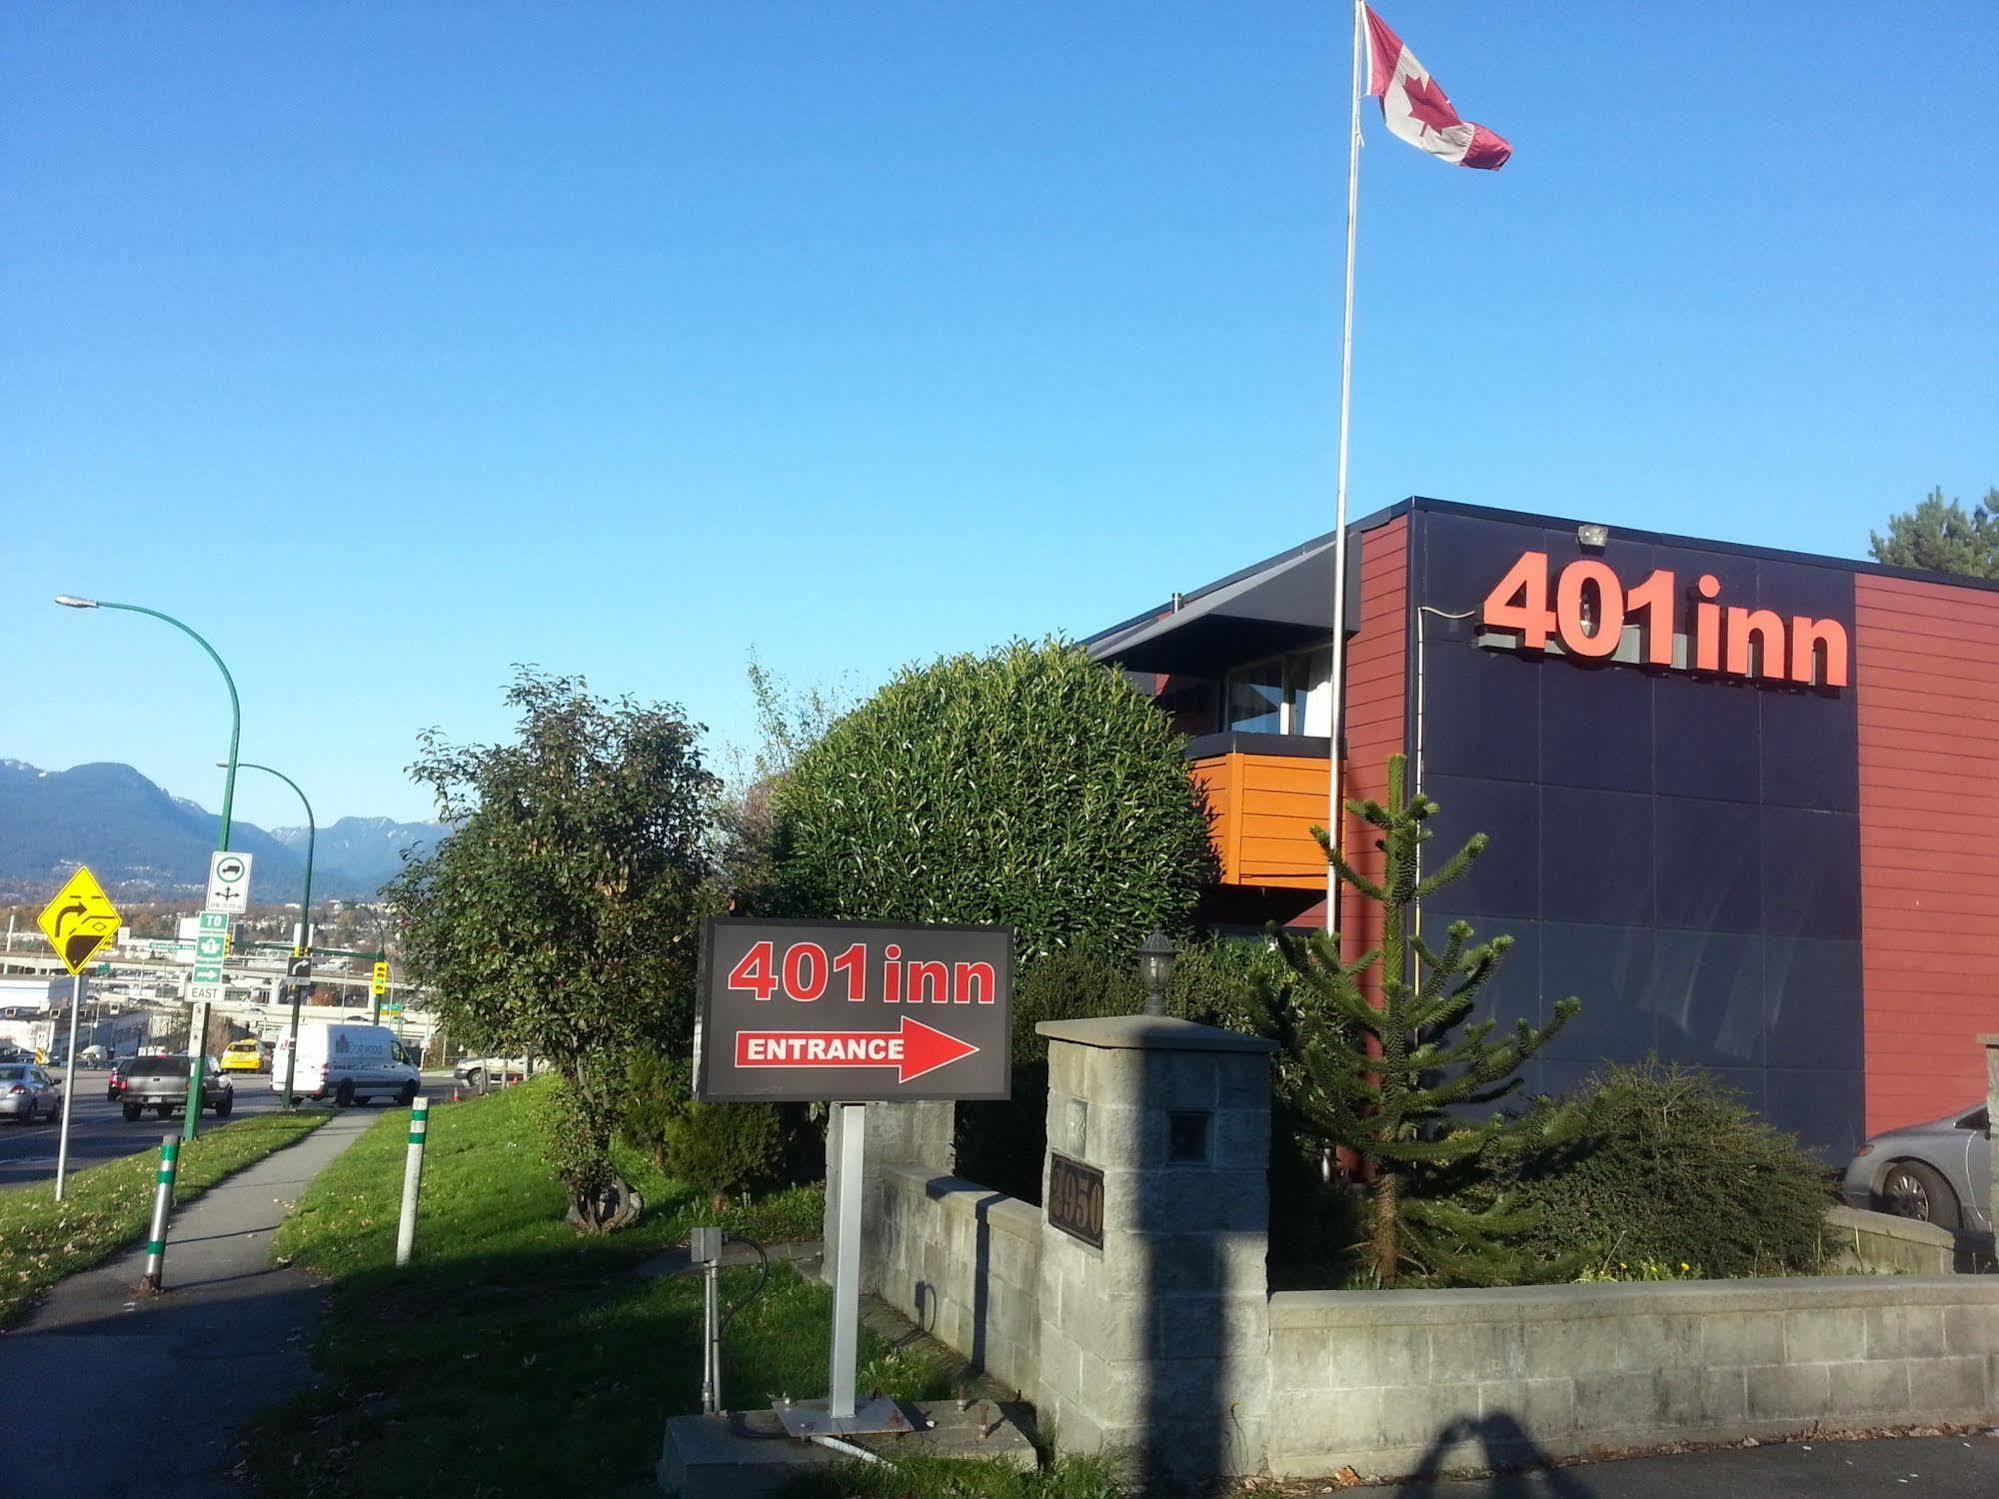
top-left (1841, 1104), bottom-right (1992, 1234)
top-left (0, 1062), bottom-right (63, 1123)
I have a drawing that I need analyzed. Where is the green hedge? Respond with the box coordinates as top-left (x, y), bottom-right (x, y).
top-left (1501, 1061), bottom-right (1834, 1279)
top-left (773, 638), bottom-right (1213, 958)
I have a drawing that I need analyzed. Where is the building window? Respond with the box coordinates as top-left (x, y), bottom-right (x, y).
top-left (1227, 644), bottom-right (1332, 737)
top-left (1286, 647), bottom-right (1333, 737)
top-left (1226, 660), bottom-right (1286, 734)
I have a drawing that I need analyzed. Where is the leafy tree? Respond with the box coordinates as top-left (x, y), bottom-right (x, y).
top-left (711, 652), bottom-right (857, 916)
top-left (1268, 754), bottom-right (1578, 1286)
top-left (773, 638), bottom-right (1213, 957)
top-left (1870, 485), bottom-right (1999, 577)
top-left (384, 667), bottom-right (718, 1230)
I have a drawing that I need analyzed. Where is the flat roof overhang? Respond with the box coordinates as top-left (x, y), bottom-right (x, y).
top-left (1087, 534), bottom-right (1351, 676)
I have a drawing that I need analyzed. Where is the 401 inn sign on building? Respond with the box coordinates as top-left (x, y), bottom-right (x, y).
top-left (694, 919), bottom-right (1013, 1103)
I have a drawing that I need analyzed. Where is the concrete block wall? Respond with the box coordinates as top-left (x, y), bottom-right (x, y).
top-left (1822, 1205), bottom-right (1958, 1276)
top-left (867, 1165), bottom-right (1043, 1398)
top-left (1265, 1277), bottom-right (1999, 1478)
top-left (835, 1038), bottom-right (1999, 1486)
top-left (822, 1098), bottom-right (955, 1289)
top-left (1033, 1017), bottom-right (1277, 1481)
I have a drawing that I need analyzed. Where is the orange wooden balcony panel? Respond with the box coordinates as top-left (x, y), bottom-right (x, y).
top-left (1189, 750), bottom-right (1333, 889)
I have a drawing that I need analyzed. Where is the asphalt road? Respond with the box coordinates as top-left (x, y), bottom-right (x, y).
top-left (0, 1066), bottom-right (293, 1188)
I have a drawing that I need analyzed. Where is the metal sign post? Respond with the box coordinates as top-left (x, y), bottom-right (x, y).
top-left (53, 973), bottom-right (83, 1197)
top-left (38, 865), bottom-right (122, 1202)
top-left (693, 918), bottom-right (1011, 1439)
top-left (827, 1101), bottom-right (867, 1421)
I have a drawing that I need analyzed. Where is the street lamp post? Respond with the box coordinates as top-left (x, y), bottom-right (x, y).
top-left (228, 762), bottom-right (313, 1108)
top-left (57, 596), bottom-right (240, 1141)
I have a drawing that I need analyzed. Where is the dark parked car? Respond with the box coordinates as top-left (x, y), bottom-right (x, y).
top-left (119, 1054), bottom-right (233, 1122)
top-left (1841, 1104), bottom-right (1992, 1234)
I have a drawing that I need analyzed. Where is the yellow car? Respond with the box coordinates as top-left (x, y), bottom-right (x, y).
top-left (220, 1039), bottom-right (268, 1074)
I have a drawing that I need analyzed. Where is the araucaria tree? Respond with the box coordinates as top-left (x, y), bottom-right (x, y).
top-left (1272, 754), bottom-right (1578, 1286)
top-left (385, 668), bottom-right (718, 1231)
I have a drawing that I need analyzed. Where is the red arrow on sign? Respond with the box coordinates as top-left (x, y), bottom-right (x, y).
top-left (734, 1016), bottom-right (979, 1084)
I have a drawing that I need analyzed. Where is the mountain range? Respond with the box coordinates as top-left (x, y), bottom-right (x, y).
top-left (0, 759), bottom-right (444, 902)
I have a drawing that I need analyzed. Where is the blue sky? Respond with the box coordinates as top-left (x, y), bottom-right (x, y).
top-left (5, 3), bottom-right (1993, 827)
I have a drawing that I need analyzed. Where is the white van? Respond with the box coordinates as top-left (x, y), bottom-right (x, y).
top-left (273, 1022), bottom-right (420, 1107)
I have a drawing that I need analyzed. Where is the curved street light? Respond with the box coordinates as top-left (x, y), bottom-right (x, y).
top-left (226, 761), bottom-right (314, 1108)
top-left (57, 595), bottom-right (241, 1140)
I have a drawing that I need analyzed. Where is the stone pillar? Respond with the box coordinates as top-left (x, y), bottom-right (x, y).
top-left (1982, 1035), bottom-right (1999, 1236)
top-left (1034, 1016), bottom-right (1274, 1482)
top-left (821, 1100), bottom-right (956, 1290)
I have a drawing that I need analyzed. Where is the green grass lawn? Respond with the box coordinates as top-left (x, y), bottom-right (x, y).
top-left (246, 1079), bottom-right (952, 1497)
top-left (0, 1108), bottom-right (329, 1329)
top-left (778, 1455), bottom-right (1124, 1499)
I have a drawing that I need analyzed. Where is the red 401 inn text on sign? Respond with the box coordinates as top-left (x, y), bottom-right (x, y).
top-left (695, 919), bottom-right (1013, 1103)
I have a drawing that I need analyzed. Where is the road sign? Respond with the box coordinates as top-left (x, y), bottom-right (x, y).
top-left (695, 919), bottom-right (1012, 1103)
top-left (38, 867), bottom-right (123, 976)
top-left (371, 961), bottom-right (390, 996)
top-left (189, 909), bottom-right (230, 1005)
top-left (288, 954), bottom-right (312, 979)
top-left (204, 851), bottom-right (254, 914)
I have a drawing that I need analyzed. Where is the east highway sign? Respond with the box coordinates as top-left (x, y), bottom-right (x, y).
top-left (189, 910), bottom-right (229, 1005)
top-left (695, 918), bottom-right (1012, 1103)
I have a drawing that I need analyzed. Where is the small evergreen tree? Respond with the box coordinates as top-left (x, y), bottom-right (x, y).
top-left (1270, 754), bottom-right (1579, 1286)
top-left (1870, 485), bottom-right (1999, 578)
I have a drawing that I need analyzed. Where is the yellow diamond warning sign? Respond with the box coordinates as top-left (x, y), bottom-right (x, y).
top-left (38, 866), bottom-right (123, 976)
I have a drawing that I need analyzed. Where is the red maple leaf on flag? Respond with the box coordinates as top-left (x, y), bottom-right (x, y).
top-left (1400, 72), bottom-right (1463, 134)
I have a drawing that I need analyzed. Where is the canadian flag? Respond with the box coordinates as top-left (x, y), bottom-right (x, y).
top-left (1364, 6), bottom-right (1511, 170)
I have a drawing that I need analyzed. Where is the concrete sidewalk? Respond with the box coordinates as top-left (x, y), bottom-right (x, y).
top-left (0, 1108), bottom-right (376, 1498)
top-left (1380, 1431), bottom-right (1999, 1498)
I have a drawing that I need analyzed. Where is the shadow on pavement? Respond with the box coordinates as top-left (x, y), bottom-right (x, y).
top-left (1395, 1414), bottom-right (1597, 1498)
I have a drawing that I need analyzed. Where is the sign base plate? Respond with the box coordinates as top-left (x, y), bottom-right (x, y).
top-left (773, 1397), bottom-right (912, 1439)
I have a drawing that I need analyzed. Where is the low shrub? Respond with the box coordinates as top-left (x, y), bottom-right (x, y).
top-left (665, 1100), bottom-right (787, 1209)
top-left (1165, 934), bottom-right (1288, 1034)
top-left (955, 938), bottom-right (1294, 1203)
top-left (620, 1050), bottom-right (691, 1170)
top-left (1503, 1060), bottom-right (1834, 1279)
top-left (1007, 945), bottom-right (1143, 1063)
top-left (957, 945), bottom-right (1140, 1200)
top-left (1267, 1126), bottom-right (1368, 1291)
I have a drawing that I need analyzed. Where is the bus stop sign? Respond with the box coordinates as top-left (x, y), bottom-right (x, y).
top-left (695, 918), bottom-right (1012, 1103)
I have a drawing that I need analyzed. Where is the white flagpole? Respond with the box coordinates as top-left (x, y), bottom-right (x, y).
top-left (1325, 0), bottom-right (1364, 936)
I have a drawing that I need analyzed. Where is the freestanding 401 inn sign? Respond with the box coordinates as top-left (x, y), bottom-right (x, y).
top-left (695, 918), bottom-right (1012, 1104)
top-left (692, 916), bottom-right (1012, 1441)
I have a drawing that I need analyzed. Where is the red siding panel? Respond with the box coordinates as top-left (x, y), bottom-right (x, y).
top-left (1337, 517), bottom-right (1410, 976)
top-left (1856, 572), bottom-right (1999, 1132)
